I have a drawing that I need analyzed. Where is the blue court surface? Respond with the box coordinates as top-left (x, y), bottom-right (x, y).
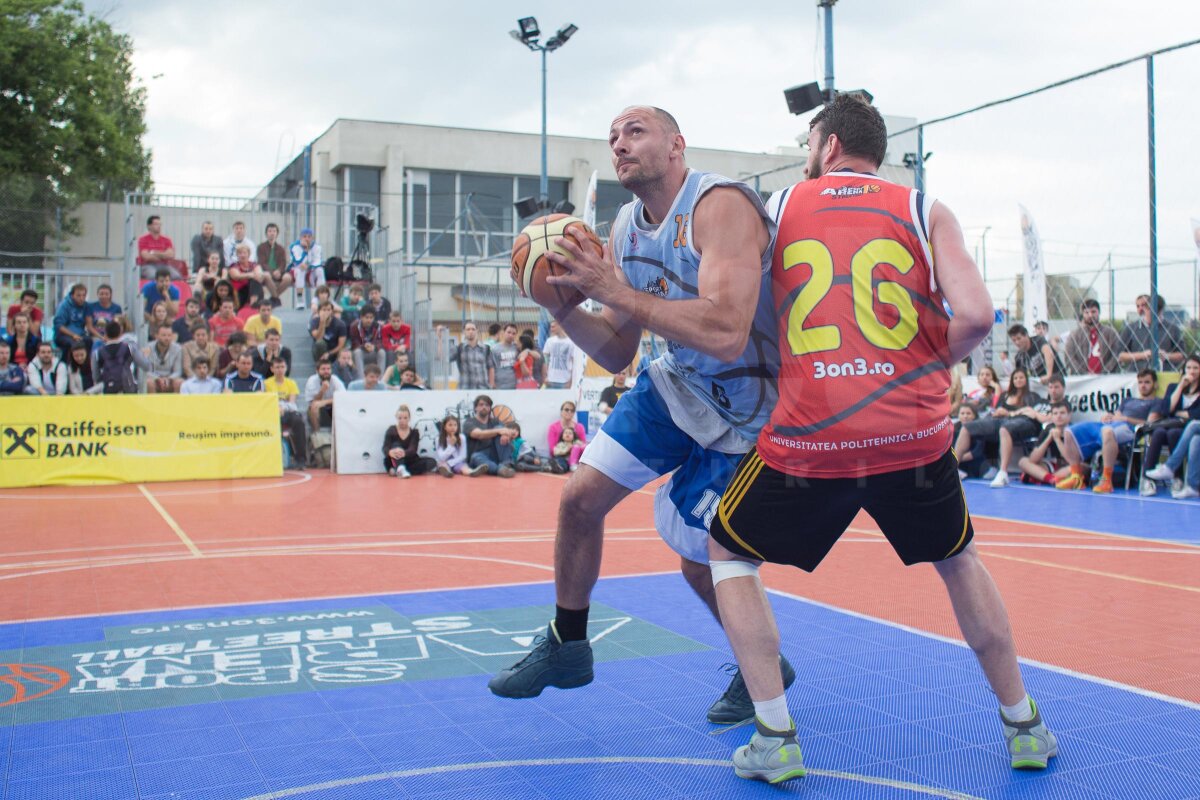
top-left (3, 572), bottom-right (1199, 800)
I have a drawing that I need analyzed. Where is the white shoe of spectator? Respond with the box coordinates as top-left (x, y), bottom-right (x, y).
top-left (1171, 478), bottom-right (1184, 494)
top-left (989, 472), bottom-right (1009, 488)
top-left (1144, 464), bottom-right (1174, 482)
top-left (981, 466), bottom-right (998, 481)
top-left (1171, 485), bottom-right (1199, 499)
top-left (958, 469), bottom-right (968, 481)
top-left (1139, 478), bottom-right (1158, 497)
top-left (396, 464), bottom-right (411, 479)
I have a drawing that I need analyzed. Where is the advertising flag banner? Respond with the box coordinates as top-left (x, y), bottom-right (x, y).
top-left (1019, 205), bottom-right (1048, 331)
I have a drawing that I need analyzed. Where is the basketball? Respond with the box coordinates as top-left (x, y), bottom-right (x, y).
top-left (510, 214), bottom-right (602, 312)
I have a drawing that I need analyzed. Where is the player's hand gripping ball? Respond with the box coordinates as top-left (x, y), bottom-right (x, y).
top-left (510, 214), bottom-right (602, 313)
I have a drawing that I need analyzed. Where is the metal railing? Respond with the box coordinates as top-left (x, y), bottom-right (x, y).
top-left (0, 267), bottom-right (117, 335)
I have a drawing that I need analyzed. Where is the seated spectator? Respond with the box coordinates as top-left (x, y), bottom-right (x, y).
top-left (989, 374), bottom-right (1067, 487)
top-left (94, 319), bottom-right (146, 394)
top-left (551, 425), bottom-right (583, 473)
top-left (382, 404), bottom-right (434, 478)
top-left (597, 370), bottom-right (630, 414)
top-left (0, 342), bottom-right (27, 395)
top-left (397, 367), bottom-right (427, 390)
top-left (434, 415), bottom-right (473, 477)
top-left (147, 301), bottom-right (173, 341)
top-left (365, 283), bottom-right (391, 322)
top-left (137, 215), bottom-right (182, 280)
top-left (264, 356), bottom-right (307, 468)
top-left (180, 356), bottom-right (223, 394)
top-left (543, 320), bottom-right (575, 389)
top-left (1008, 323), bottom-right (1062, 386)
top-left (464, 394), bottom-right (516, 477)
top-left (1146, 420), bottom-right (1200, 499)
top-left (1057, 368), bottom-right (1161, 492)
top-left (223, 352), bottom-right (263, 393)
top-left (1119, 294), bottom-right (1186, 371)
top-left (383, 349), bottom-right (415, 389)
top-left (222, 221), bottom-right (256, 269)
top-left (309, 301), bottom-right (347, 362)
top-left (208, 298), bottom-right (244, 348)
top-left (966, 365), bottom-right (1001, 415)
top-left (170, 297), bottom-right (204, 345)
top-left (190, 220), bottom-right (225, 275)
top-left (956, 367), bottom-right (1037, 478)
top-left (1016, 402), bottom-right (1073, 485)
top-left (216, 332), bottom-right (250, 380)
top-left (182, 323), bottom-right (219, 378)
top-left (228, 243), bottom-right (275, 309)
top-left (85, 284), bottom-right (123, 342)
top-left (53, 283), bottom-right (90, 356)
top-left (509, 422), bottom-right (544, 472)
top-left (25, 342), bottom-right (67, 396)
top-left (256, 223), bottom-right (288, 304)
top-left (288, 228), bottom-right (324, 309)
top-left (1063, 299), bottom-right (1119, 374)
top-left (252, 328), bottom-right (292, 377)
top-left (515, 333), bottom-right (540, 389)
top-left (141, 267), bottom-right (180, 326)
top-left (339, 283), bottom-right (366, 325)
top-left (7, 288), bottom-right (44, 331)
top-left (143, 324), bottom-right (183, 394)
top-left (308, 284), bottom-right (337, 317)
top-left (243, 299), bottom-right (282, 345)
top-left (64, 342), bottom-right (96, 395)
top-left (332, 347), bottom-right (360, 387)
top-left (953, 401), bottom-right (979, 441)
top-left (192, 250), bottom-right (226, 299)
top-left (348, 306), bottom-right (385, 375)
top-left (347, 363), bottom-right (386, 391)
top-left (1142, 354), bottom-right (1200, 494)
top-left (5, 312), bottom-right (39, 369)
top-left (304, 358), bottom-right (344, 431)
top-left (547, 400), bottom-right (587, 459)
top-left (381, 310), bottom-right (411, 353)
top-left (204, 279), bottom-right (236, 319)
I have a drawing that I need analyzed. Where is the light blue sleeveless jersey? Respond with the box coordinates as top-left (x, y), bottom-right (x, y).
top-left (609, 170), bottom-right (778, 439)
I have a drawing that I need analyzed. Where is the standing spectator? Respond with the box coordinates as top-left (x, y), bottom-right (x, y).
top-left (243, 298), bottom-right (283, 345)
top-left (364, 283), bottom-right (391, 322)
top-left (252, 328), bottom-right (291, 377)
top-left (180, 356), bottom-right (223, 394)
top-left (6, 289), bottom-right (43, 331)
top-left (216, 332), bottom-right (250, 379)
top-left (222, 221), bottom-right (256, 269)
top-left (349, 306), bottom-right (385, 375)
top-left (434, 415), bottom-right (472, 477)
top-left (1063, 299), bottom-right (1120, 374)
top-left (382, 404), bottom-right (434, 477)
top-left (1017, 402), bottom-right (1073, 486)
top-left (190, 221), bottom-right (225, 274)
top-left (93, 320), bottom-right (143, 394)
top-left (143, 324), bottom-right (183, 394)
top-left (338, 283), bottom-right (366, 324)
top-left (1118, 294), bottom-right (1186, 371)
top-left (347, 364), bottom-right (386, 391)
top-left (1057, 368), bottom-right (1161, 492)
top-left (140, 268), bottom-right (180, 325)
top-left (223, 352), bottom-right (263, 393)
top-left (192, 250), bottom-right (225, 299)
top-left (543, 320), bottom-right (575, 389)
top-left (490, 323), bottom-right (520, 390)
top-left (287, 228), bottom-right (324, 308)
top-left (208, 298), bottom-right (244, 348)
top-left (25, 342), bottom-right (67, 395)
top-left (228, 243), bottom-right (275, 309)
top-left (309, 301), bottom-right (347, 362)
top-left (1008, 324), bottom-right (1061, 385)
top-left (515, 333), bottom-right (540, 389)
top-left (438, 321), bottom-right (492, 389)
top-left (597, 371), bottom-right (630, 414)
top-left (304, 358), bottom-right (344, 431)
top-left (463, 394), bottom-right (516, 477)
top-left (264, 356), bottom-right (307, 467)
top-left (1146, 419), bottom-right (1200, 499)
top-left (332, 348), bottom-right (360, 387)
top-left (85, 284), bottom-right (123, 342)
top-left (1141, 354), bottom-right (1200, 493)
top-left (53, 283), bottom-right (90, 356)
top-left (989, 374), bottom-right (1067, 487)
top-left (546, 400), bottom-right (587, 457)
top-left (257, 223), bottom-right (288, 305)
top-left (182, 323), bottom-right (219, 378)
top-left (64, 342), bottom-right (96, 395)
top-left (147, 302), bottom-right (173, 341)
top-left (0, 342), bottom-right (27, 395)
top-left (380, 310), bottom-right (411, 353)
top-left (5, 312), bottom-right (39, 368)
top-left (137, 215), bottom-right (180, 279)
top-left (484, 323), bottom-right (501, 347)
top-left (204, 279), bottom-right (236, 319)
top-left (171, 298), bottom-right (205, 345)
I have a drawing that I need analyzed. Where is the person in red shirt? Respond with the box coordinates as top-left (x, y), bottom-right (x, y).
top-left (380, 310), bottom-right (411, 353)
top-left (137, 215), bottom-right (182, 279)
top-left (708, 94), bottom-right (1056, 779)
top-left (208, 298), bottom-right (244, 347)
top-left (6, 289), bottom-right (43, 331)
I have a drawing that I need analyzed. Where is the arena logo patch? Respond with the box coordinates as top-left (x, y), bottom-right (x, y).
top-left (819, 184), bottom-right (881, 198)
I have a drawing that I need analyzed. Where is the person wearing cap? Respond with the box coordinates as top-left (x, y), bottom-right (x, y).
top-left (287, 228), bottom-right (325, 309)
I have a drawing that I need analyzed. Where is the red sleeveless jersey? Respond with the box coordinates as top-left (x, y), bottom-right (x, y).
top-left (757, 171), bottom-right (953, 478)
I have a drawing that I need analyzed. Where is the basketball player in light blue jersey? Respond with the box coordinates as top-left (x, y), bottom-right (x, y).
top-left (489, 106), bottom-right (794, 723)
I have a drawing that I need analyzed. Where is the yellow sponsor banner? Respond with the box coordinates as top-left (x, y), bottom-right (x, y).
top-left (0, 394), bottom-right (282, 488)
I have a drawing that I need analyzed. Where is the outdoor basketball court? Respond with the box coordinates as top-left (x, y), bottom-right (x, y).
top-left (2, 472), bottom-right (1198, 799)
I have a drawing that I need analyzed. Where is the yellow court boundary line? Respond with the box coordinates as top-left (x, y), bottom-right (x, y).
top-left (137, 484), bottom-right (202, 558)
top-left (983, 551), bottom-right (1200, 594)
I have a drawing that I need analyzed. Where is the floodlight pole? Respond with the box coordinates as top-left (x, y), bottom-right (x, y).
top-left (820, 0), bottom-right (836, 102)
top-left (914, 125), bottom-right (925, 192)
top-left (1146, 55), bottom-right (1160, 368)
top-left (540, 47), bottom-right (548, 206)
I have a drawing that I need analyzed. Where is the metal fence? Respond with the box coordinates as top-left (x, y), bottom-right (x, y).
top-left (0, 267), bottom-right (117, 336)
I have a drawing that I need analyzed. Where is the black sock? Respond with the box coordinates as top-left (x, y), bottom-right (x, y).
top-left (554, 605), bottom-right (589, 642)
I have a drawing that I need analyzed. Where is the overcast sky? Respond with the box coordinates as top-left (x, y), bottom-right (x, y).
top-left (86, 0), bottom-right (1200, 310)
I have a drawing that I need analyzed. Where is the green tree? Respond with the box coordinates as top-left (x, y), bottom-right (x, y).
top-left (0, 0), bottom-right (151, 262)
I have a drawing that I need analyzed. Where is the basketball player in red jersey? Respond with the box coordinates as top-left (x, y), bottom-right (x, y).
top-left (706, 95), bottom-right (1056, 783)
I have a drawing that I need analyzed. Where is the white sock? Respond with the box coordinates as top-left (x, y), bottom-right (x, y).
top-left (1001, 694), bottom-right (1034, 723)
top-left (752, 695), bottom-right (792, 733)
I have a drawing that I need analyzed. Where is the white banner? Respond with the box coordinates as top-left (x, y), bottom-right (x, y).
top-left (962, 373), bottom-right (1136, 422)
top-left (583, 169), bottom-right (598, 229)
top-left (1019, 204), bottom-right (1047, 331)
top-left (1191, 218), bottom-right (1200, 258)
top-left (332, 390), bottom-right (575, 474)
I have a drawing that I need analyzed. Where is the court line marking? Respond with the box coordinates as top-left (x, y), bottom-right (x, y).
top-left (971, 511), bottom-right (1200, 551)
top-left (239, 756), bottom-right (984, 800)
top-left (971, 480), bottom-right (1200, 508)
top-left (136, 485), bottom-right (202, 558)
top-left (980, 552), bottom-right (1200, 593)
top-left (0, 471), bottom-right (313, 500)
top-left (767, 587), bottom-right (1200, 712)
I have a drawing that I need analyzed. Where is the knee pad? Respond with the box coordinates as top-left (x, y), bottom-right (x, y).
top-left (709, 559), bottom-right (760, 586)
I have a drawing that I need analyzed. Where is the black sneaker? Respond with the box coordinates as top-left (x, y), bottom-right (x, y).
top-left (488, 621), bottom-right (594, 699)
top-left (707, 655), bottom-right (796, 725)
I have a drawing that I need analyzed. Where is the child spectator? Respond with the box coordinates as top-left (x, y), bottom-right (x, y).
top-left (509, 422), bottom-right (544, 472)
top-left (383, 404), bottom-right (434, 477)
top-left (147, 301), bottom-right (173, 341)
top-left (171, 297), bottom-right (205, 344)
top-left (381, 310), bottom-right (411, 353)
top-left (264, 356), bottom-right (307, 467)
top-left (216, 332), bottom-right (250, 379)
top-left (204, 279), bottom-right (236, 319)
top-left (348, 364), bottom-right (386, 391)
top-left (0, 342), bottom-right (27, 395)
top-left (243, 298), bottom-right (283, 345)
top-left (434, 415), bottom-right (473, 477)
top-left (5, 312), bottom-right (39, 368)
top-left (25, 342), bottom-right (67, 395)
top-left (1017, 401), bottom-right (1072, 486)
top-left (349, 306), bottom-right (385, 375)
top-left (143, 324), bottom-right (183, 393)
top-left (310, 301), bottom-right (348, 362)
top-left (515, 333), bottom-right (540, 389)
top-left (208, 298), bottom-right (244, 348)
top-left (7, 289), bottom-right (43, 331)
top-left (53, 283), bottom-right (90, 355)
top-left (365, 283), bottom-right (391, 322)
top-left (182, 323), bottom-right (219, 378)
top-left (546, 401), bottom-right (587, 456)
top-left (180, 356), bottom-right (223, 394)
top-left (85, 284), bottom-right (122, 341)
top-left (551, 426), bottom-right (582, 473)
top-left (339, 283), bottom-right (366, 324)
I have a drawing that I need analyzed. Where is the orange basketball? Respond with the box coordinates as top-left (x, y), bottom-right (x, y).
top-left (510, 214), bottom-right (601, 312)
